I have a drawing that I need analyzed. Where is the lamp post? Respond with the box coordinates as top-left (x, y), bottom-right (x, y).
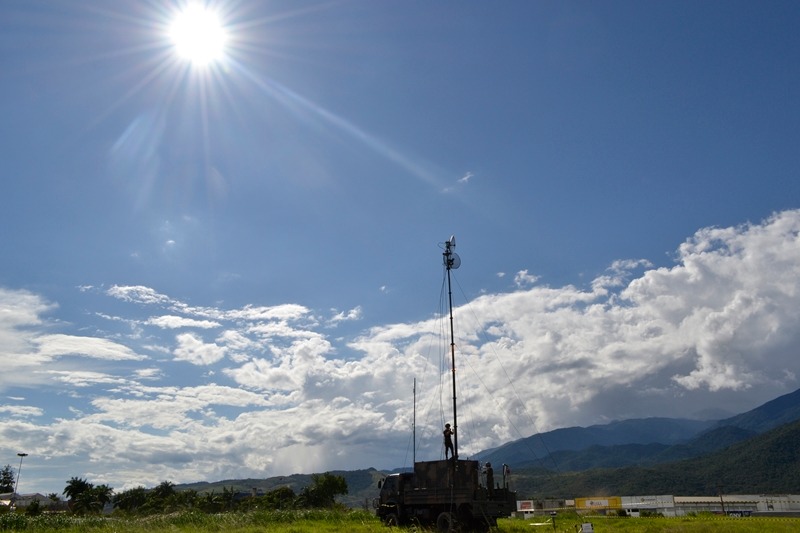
top-left (15, 453), bottom-right (28, 497)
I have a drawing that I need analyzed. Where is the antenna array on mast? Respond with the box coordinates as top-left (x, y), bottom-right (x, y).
top-left (443, 235), bottom-right (460, 460)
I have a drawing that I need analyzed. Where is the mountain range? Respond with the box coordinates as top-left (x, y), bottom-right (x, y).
top-left (177, 387), bottom-right (800, 503)
top-left (475, 387), bottom-right (800, 472)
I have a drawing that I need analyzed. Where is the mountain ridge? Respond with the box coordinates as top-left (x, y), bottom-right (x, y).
top-left (175, 387), bottom-right (800, 504)
top-left (476, 387), bottom-right (800, 470)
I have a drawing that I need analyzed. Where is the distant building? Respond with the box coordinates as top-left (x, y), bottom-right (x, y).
top-left (621, 495), bottom-right (675, 517)
top-left (575, 496), bottom-right (622, 514)
top-left (573, 494), bottom-right (800, 517)
top-left (0, 493), bottom-right (48, 510)
top-left (515, 498), bottom-right (570, 517)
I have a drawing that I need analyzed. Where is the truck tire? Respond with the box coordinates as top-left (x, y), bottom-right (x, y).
top-left (436, 511), bottom-right (456, 532)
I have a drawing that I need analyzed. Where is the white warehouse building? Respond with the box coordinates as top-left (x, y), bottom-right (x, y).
top-left (521, 494), bottom-right (800, 518)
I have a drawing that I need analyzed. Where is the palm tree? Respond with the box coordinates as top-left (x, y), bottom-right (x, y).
top-left (199, 490), bottom-right (222, 513)
top-left (63, 477), bottom-right (92, 502)
top-left (94, 484), bottom-right (114, 508)
top-left (113, 486), bottom-right (147, 513)
top-left (150, 480), bottom-right (175, 501)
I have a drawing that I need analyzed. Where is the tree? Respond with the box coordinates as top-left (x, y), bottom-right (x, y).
top-left (298, 473), bottom-right (348, 508)
top-left (113, 486), bottom-right (147, 513)
top-left (149, 480), bottom-right (175, 501)
top-left (63, 479), bottom-right (113, 515)
top-left (140, 481), bottom-right (177, 513)
top-left (0, 465), bottom-right (14, 493)
top-left (73, 490), bottom-right (101, 514)
top-left (93, 484), bottom-right (114, 508)
top-left (221, 486), bottom-right (236, 511)
top-left (263, 486), bottom-right (296, 509)
top-left (63, 477), bottom-right (93, 502)
top-left (24, 499), bottom-right (41, 516)
top-left (198, 490), bottom-right (222, 513)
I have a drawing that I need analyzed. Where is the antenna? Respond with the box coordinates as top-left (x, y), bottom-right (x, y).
top-left (413, 378), bottom-right (417, 464)
top-left (442, 235), bottom-right (460, 461)
top-left (443, 236), bottom-right (461, 270)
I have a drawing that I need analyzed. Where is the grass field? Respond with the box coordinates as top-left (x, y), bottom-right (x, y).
top-left (2, 510), bottom-right (800, 532)
top-left (498, 514), bottom-right (800, 532)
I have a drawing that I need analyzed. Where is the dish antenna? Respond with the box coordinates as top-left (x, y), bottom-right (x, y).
top-left (444, 235), bottom-right (460, 270)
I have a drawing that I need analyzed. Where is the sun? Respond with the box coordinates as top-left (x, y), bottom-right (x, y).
top-left (169, 4), bottom-right (228, 67)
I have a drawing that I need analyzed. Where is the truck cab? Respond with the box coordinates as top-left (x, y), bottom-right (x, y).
top-left (376, 472), bottom-right (413, 525)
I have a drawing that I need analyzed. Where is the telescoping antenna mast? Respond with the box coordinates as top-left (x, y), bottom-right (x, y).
top-left (413, 378), bottom-right (417, 464)
top-left (443, 235), bottom-right (461, 459)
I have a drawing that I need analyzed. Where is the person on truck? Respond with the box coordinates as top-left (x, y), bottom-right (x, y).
top-left (443, 423), bottom-right (455, 459)
top-left (485, 462), bottom-right (494, 497)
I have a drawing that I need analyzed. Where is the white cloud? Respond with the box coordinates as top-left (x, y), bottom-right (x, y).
top-left (134, 368), bottom-right (163, 380)
top-left (4, 210), bottom-right (800, 494)
top-left (0, 405), bottom-right (43, 418)
top-left (36, 334), bottom-right (147, 361)
top-left (173, 333), bottom-right (227, 365)
top-left (107, 285), bottom-right (172, 305)
top-left (443, 171), bottom-right (474, 192)
top-left (327, 306), bottom-right (363, 326)
top-left (0, 288), bottom-right (56, 326)
top-left (146, 315), bottom-right (220, 329)
top-left (47, 370), bottom-right (129, 387)
top-left (513, 269), bottom-right (539, 287)
top-left (226, 304), bottom-right (311, 322)
top-left (0, 289), bottom-right (56, 384)
top-left (217, 329), bottom-right (260, 363)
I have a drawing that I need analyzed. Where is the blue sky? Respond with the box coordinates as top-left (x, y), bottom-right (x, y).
top-left (2, 0), bottom-right (800, 495)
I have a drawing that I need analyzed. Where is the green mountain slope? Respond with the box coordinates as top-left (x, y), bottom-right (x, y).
top-left (511, 418), bottom-right (800, 498)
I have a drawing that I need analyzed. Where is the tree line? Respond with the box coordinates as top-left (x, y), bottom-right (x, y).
top-left (1, 465), bottom-right (347, 516)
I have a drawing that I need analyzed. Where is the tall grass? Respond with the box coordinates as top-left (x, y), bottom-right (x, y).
top-left (0, 509), bottom-right (383, 532)
top-left (2, 510), bottom-right (799, 532)
top-left (499, 514), bottom-right (800, 532)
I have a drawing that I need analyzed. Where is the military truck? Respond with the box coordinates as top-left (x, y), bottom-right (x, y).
top-left (374, 237), bottom-right (518, 531)
top-left (375, 458), bottom-right (516, 532)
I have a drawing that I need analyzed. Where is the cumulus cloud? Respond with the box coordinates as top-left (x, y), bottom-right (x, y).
top-left (0, 289), bottom-right (56, 384)
top-left (513, 269), bottom-right (539, 287)
top-left (3, 210), bottom-right (800, 493)
top-left (173, 333), bottom-right (227, 365)
top-left (36, 334), bottom-right (146, 361)
top-left (107, 285), bottom-right (172, 305)
top-left (47, 370), bottom-right (130, 387)
top-left (327, 306), bottom-right (363, 326)
top-left (0, 405), bottom-right (43, 418)
top-left (146, 315), bottom-right (220, 329)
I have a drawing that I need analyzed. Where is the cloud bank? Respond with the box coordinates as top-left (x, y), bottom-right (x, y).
top-left (2, 210), bottom-right (800, 493)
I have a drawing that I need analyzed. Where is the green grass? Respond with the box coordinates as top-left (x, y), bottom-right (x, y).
top-left (0, 509), bottom-right (384, 532)
top-left (498, 513), bottom-right (800, 532)
top-left (2, 510), bottom-right (799, 532)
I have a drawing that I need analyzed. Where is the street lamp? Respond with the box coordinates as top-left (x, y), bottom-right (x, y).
top-left (15, 453), bottom-right (28, 497)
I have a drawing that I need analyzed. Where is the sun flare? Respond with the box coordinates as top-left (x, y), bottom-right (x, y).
top-left (169, 4), bottom-right (228, 66)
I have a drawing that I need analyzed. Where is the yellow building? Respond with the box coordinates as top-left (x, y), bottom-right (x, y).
top-left (575, 496), bottom-right (622, 514)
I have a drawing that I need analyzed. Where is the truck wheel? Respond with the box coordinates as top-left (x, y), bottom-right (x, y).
top-left (384, 513), bottom-right (399, 527)
top-left (436, 511), bottom-right (456, 532)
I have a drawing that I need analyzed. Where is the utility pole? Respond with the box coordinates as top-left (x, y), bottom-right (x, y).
top-left (14, 453), bottom-right (28, 497)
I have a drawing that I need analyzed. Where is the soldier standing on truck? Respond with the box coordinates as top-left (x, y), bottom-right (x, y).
top-left (443, 423), bottom-right (455, 459)
top-left (485, 462), bottom-right (494, 497)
